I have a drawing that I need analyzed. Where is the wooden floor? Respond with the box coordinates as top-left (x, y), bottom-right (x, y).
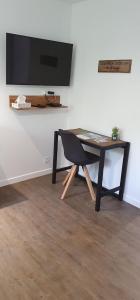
top-left (0, 173), bottom-right (140, 300)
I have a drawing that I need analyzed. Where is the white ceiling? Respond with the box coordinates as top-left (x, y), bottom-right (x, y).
top-left (70, 0), bottom-right (85, 2)
top-left (60, 0), bottom-right (86, 3)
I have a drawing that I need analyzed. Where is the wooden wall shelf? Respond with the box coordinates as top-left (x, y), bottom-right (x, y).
top-left (9, 95), bottom-right (68, 110)
top-left (10, 106), bottom-right (68, 112)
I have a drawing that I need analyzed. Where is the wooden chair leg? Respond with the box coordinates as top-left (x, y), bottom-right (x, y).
top-left (83, 166), bottom-right (96, 202)
top-left (61, 165), bottom-right (77, 200)
top-left (62, 169), bottom-right (72, 186)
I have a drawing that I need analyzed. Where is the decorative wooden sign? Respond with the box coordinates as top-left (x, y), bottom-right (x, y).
top-left (98, 60), bottom-right (132, 73)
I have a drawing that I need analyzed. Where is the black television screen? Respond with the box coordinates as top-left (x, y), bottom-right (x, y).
top-left (6, 33), bottom-right (73, 86)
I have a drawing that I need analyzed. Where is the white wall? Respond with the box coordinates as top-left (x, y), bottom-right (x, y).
top-left (68, 0), bottom-right (140, 207)
top-left (0, 0), bottom-right (72, 185)
top-left (1, 0), bottom-right (139, 208)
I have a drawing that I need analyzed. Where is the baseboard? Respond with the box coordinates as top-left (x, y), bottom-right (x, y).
top-left (103, 184), bottom-right (140, 209)
top-left (123, 194), bottom-right (140, 209)
top-left (77, 173), bottom-right (140, 209)
top-left (0, 168), bottom-right (52, 187)
top-left (102, 183), bottom-right (140, 208)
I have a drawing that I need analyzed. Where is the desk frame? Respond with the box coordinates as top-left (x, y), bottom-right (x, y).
top-left (52, 130), bottom-right (130, 212)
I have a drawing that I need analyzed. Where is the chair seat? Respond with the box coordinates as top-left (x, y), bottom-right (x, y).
top-left (74, 151), bottom-right (100, 166)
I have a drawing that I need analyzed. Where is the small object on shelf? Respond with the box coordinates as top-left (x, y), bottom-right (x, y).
top-left (48, 91), bottom-right (55, 95)
top-left (12, 102), bottom-right (31, 109)
top-left (12, 95), bottom-right (31, 109)
top-left (16, 95), bottom-right (26, 103)
top-left (112, 127), bottom-right (119, 140)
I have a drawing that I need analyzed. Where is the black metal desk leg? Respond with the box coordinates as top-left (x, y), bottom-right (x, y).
top-left (52, 131), bottom-right (59, 184)
top-left (119, 142), bottom-right (130, 201)
top-left (95, 149), bottom-right (105, 212)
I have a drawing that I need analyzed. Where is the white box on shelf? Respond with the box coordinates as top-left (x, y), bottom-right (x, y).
top-left (12, 102), bottom-right (31, 110)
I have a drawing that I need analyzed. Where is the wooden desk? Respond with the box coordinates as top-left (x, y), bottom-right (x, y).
top-left (52, 128), bottom-right (130, 212)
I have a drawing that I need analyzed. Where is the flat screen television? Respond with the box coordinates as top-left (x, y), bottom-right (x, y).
top-left (6, 33), bottom-right (73, 86)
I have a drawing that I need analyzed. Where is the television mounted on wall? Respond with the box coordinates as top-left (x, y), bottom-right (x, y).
top-left (6, 33), bottom-right (73, 86)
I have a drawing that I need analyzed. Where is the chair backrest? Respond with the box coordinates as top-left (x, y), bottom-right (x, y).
top-left (59, 129), bottom-right (87, 165)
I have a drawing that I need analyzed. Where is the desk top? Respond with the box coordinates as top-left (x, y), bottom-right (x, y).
top-left (67, 128), bottom-right (128, 150)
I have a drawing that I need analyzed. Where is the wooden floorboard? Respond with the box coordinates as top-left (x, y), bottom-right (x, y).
top-left (0, 173), bottom-right (139, 300)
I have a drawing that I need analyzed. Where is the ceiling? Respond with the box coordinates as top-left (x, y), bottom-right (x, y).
top-left (60, 0), bottom-right (86, 3)
top-left (70, 0), bottom-right (85, 2)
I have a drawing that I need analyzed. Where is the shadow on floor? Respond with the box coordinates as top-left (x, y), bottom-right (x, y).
top-left (0, 185), bottom-right (28, 209)
top-left (54, 172), bottom-right (140, 229)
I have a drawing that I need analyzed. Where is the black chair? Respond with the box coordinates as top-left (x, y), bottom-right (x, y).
top-left (59, 129), bottom-right (100, 201)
